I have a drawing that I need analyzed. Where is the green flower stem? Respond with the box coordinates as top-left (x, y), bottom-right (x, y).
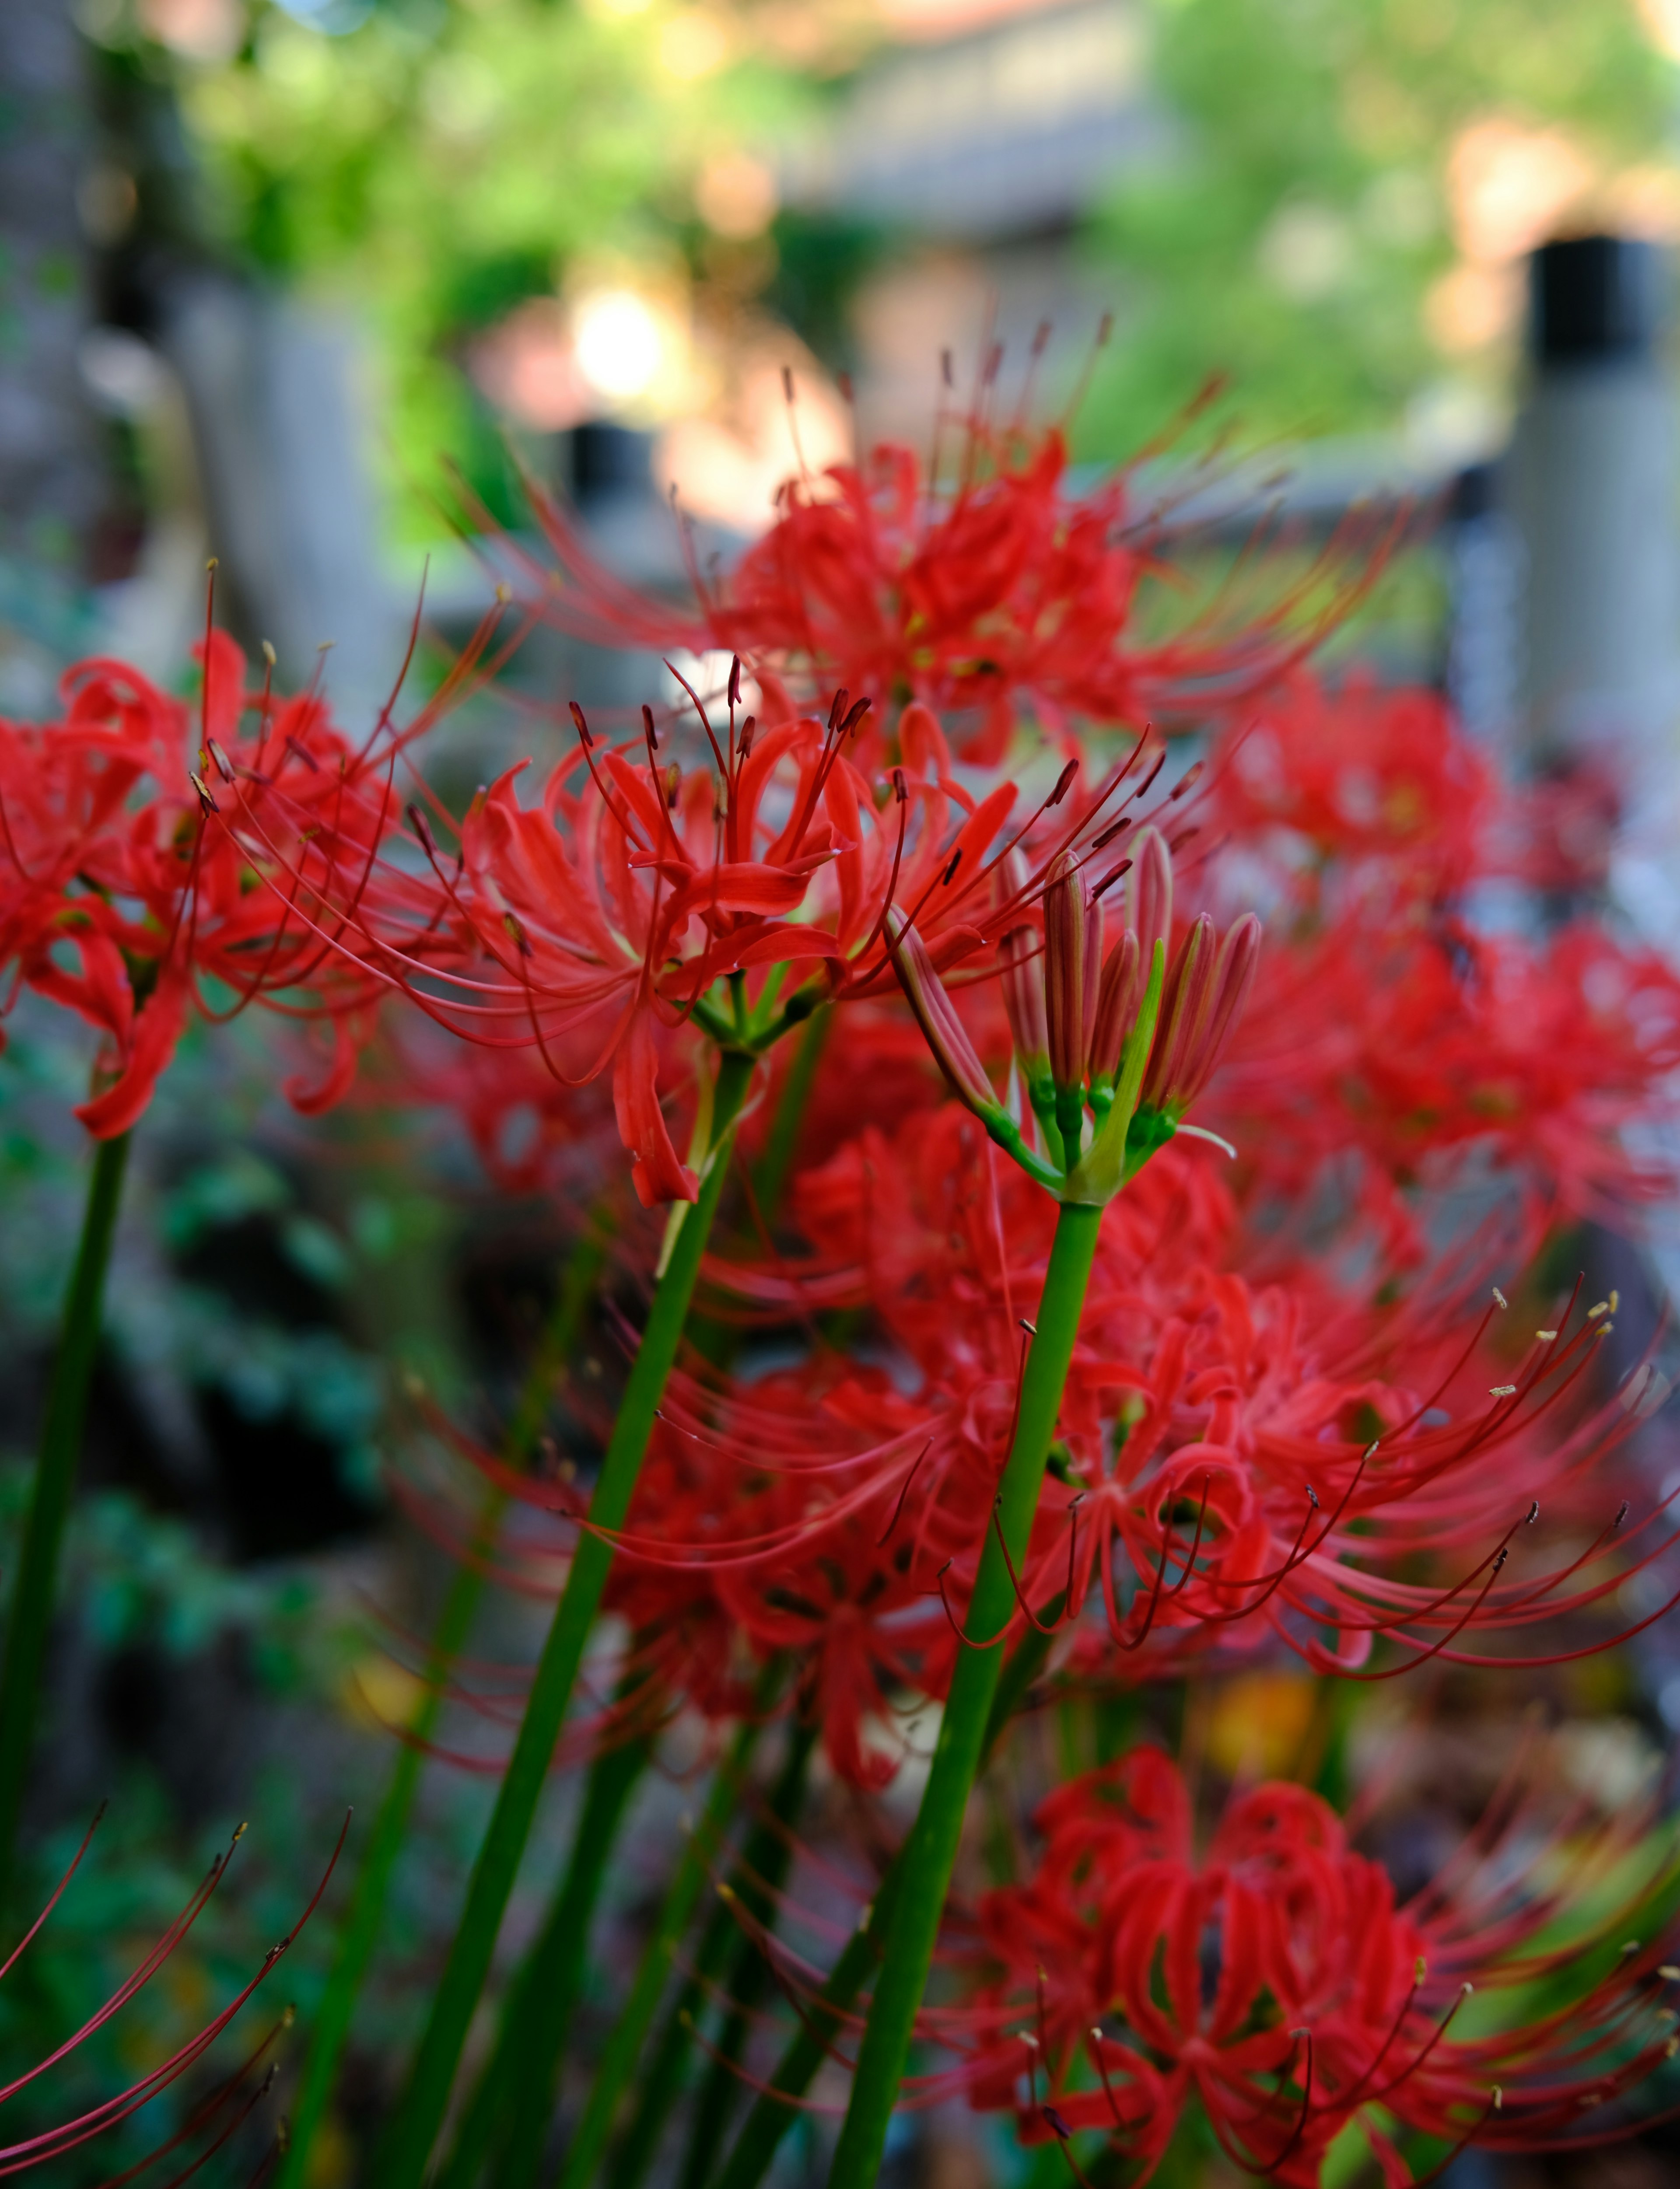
top-left (439, 1726), bottom-right (651, 2189)
top-left (827, 1199), bottom-right (1103, 2189)
top-left (752, 1007), bottom-right (829, 1220)
top-left (606, 1719), bottom-right (817, 2189)
top-left (280, 1215), bottom-right (612, 2189)
top-left (375, 1046), bottom-right (756, 2188)
top-left (0, 1129), bottom-right (131, 1911)
top-left (710, 1623), bottom-right (1055, 2189)
top-left (554, 1664), bottom-right (780, 2189)
top-left (475, 1021), bottom-right (834, 2189)
top-left (294, 1529), bottom-right (496, 2187)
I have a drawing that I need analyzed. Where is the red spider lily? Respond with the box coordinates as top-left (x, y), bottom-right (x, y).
top-left (829, 1108), bottom-right (1673, 1686)
top-left (1202, 672), bottom-right (1680, 1262)
top-left (944, 1748), bottom-right (1680, 2188)
top-left (0, 625), bottom-right (469, 1136)
top-left (0, 1807), bottom-right (345, 2177)
top-left (405, 1090), bottom-right (1672, 1788)
top-left (660, 1087), bottom-right (1670, 1686)
top-left (1212, 671), bottom-right (1497, 893)
top-left (380, 671), bottom-right (1049, 1205)
top-left (1221, 914), bottom-right (1680, 1268)
top-left (489, 393), bottom-right (1386, 764)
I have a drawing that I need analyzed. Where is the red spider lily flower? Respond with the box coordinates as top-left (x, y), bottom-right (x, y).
top-left (0, 1806), bottom-right (345, 2176)
top-left (640, 1072), bottom-right (1676, 1708)
top-left (391, 676), bottom-right (1026, 1205)
top-left (1214, 671), bottom-right (1497, 893)
top-left (1221, 913), bottom-right (1680, 1269)
top-left (946, 1749), bottom-right (1680, 2187)
top-left (388, 1004), bottom-right (1672, 1793)
top-left (489, 395), bottom-right (1386, 765)
top-left (1201, 671), bottom-right (1680, 1262)
top-left (0, 626), bottom-right (463, 1136)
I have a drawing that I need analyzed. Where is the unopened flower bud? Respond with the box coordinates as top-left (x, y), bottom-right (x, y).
top-left (1180, 911), bottom-right (1260, 1109)
top-left (1143, 910), bottom-right (1261, 1116)
top-left (1000, 927), bottom-right (1048, 1077)
top-left (1087, 927), bottom-right (1141, 1088)
top-left (997, 850), bottom-right (1047, 1079)
top-left (1127, 825), bottom-right (1173, 968)
top-left (1142, 913), bottom-right (1215, 1113)
top-left (1044, 853), bottom-right (1098, 1092)
top-left (1083, 892), bottom-right (1102, 1036)
top-left (887, 910), bottom-right (1001, 1123)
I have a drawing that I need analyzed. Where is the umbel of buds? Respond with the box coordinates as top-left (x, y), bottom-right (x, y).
top-left (889, 827), bottom-right (1260, 1206)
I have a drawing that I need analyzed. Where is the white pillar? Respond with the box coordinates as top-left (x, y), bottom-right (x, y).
top-left (1508, 237), bottom-right (1680, 926)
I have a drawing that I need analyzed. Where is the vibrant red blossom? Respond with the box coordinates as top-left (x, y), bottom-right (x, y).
top-left (409, 1084), bottom-right (1667, 1790)
top-left (0, 632), bottom-right (452, 1134)
top-left (388, 678), bottom-right (1045, 1204)
top-left (945, 1750), bottom-right (1680, 2186)
top-left (493, 405), bottom-right (1383, 763)
top-left (1204, 676), bottom-right (1680, 1262)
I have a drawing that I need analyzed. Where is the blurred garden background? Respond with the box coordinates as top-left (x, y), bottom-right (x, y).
top-left (10, 0), bottom-right (1680, 2182)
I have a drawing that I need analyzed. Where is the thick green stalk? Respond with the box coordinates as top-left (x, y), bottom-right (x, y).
top-left (440, 1729), bottom-right (649, 2189)
top-left (285, 1223), bottom-right (607, 2185)
top-left (554, 1681), bottom-right (776, 2189)
top-left (674, 1853), bottom-right (802, 2186)
top-left (0, 1130), bottom-right (130, 1909)
top-left (460, 1018), bottom-right (830, 2189)
top-left (752, 1007), bottom-right (829, 1220)
top-left (279, 1217), bottom-right (611, 2189)
top-left (375, 1049), bottom-right (756, 2189)
top-left (710, 1624), bottom-right (1055, 2189)
top-left (608, 1721), bottom-right (816, 2189)
top-left (828, 1201), bottom-right (1102, 2189)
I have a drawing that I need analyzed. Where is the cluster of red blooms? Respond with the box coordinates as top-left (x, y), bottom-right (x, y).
top-left (438, 1043), bottom-right (1670, 1790)
top-left (493, 372), bottom-right (1382, 762)
top-left (364, 409), bottom-right (1680, 2179)
top-left (1208, 672), bottom-right (1680, 1263)
top-left (945, 1748), bottom-right (1680, 2184)
top-left (0, 574), bottom-right (525, 1140)
top-left (0, 628), bottom-right (431, 1135)
top-left (10, 396), bottom-right (1680, 2177)
top-left (407, 742), bottom-right (1679, 1793)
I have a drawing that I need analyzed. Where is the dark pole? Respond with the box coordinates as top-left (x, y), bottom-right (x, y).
top-left (1511, 235), bottom-right (1679, 815)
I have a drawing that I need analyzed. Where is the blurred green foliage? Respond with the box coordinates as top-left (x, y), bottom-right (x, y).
top-left (0, 993), bottom-right (514, 2178)
top-left (1080, 0), bottom-right (1679, 449)
top-left (144, 0), bottom-right (1680, 532)
top-left (170, 0), bottom-right (808, 533)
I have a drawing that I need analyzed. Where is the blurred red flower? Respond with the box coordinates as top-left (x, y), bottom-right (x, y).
top-left (952, 1750), bottom-right (1680, 2186)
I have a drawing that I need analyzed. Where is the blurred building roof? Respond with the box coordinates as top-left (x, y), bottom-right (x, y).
top-left (781, 0), bottom-right (1170, 238)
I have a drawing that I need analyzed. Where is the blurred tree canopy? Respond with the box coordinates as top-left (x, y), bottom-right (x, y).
top-left (1080, 0), bottom-right (1680, 453)
top-left (153, 0), bottom-right (808, 531)
top-left (129, 0), bottom-right (1680, 525)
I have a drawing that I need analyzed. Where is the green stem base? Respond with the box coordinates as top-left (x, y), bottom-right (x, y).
top-left (0, 1130), bottom-right (131, 1911)
top-left (374, 1050), bottom-right (755, 2188)
top-left (279, 1218), bottom-right (610, 2189)
top-left (711, 1625), bottom-right (1055, 2189)
top-left (443, 1730), bottom-right (648, 2189)
top-left (827, 1200), bottom-right (1102, 2189)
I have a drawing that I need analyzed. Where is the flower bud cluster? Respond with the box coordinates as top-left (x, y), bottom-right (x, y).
top-left (889, 824), bottom-right (1260, 1204)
